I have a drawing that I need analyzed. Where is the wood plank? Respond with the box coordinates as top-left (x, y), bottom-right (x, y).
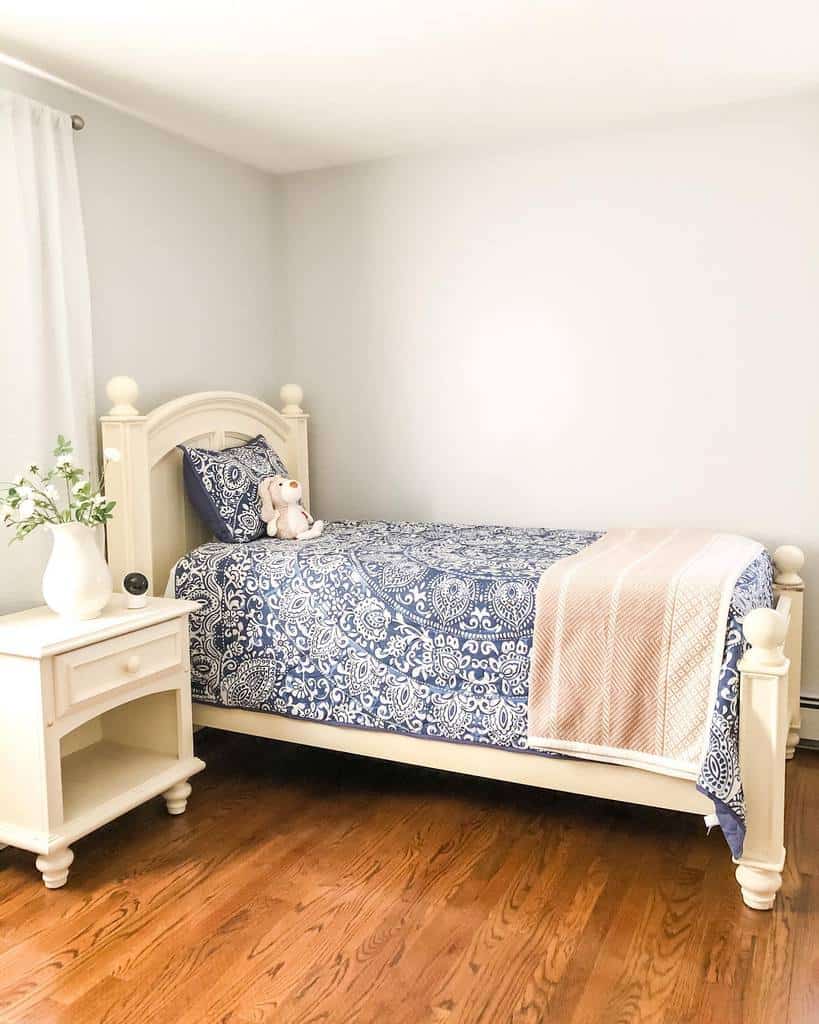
top-left (0, 730), bottom-right (814, 1024)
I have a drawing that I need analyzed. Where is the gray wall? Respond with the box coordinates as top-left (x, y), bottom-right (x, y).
top-left (0, 64), bottom-right (287, 415)
top-left (280, 93), bottom-right (819, 691)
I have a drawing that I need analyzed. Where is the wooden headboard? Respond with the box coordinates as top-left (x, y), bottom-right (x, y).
top-left (100, 377), bottom-right (310, 596)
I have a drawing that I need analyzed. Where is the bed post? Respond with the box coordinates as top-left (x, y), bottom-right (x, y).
top-left (100, 377), bottom-right (154, 593)
top-left (279, 384), bottom-right (311, 513)
top-left (772, 545), bottom-right (805, 759)
top-left (734, 606), bottom-right (789, 910)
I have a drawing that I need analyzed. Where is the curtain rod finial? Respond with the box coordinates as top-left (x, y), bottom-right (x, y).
top-left (71, 114), bottom-right (84, 131)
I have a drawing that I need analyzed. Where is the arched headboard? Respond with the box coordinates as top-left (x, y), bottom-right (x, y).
top-left (100, 377), bottom-right (310, 595)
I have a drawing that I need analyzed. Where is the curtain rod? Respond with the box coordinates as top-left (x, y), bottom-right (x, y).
top-left (71, 114), bottom-right (84, 130)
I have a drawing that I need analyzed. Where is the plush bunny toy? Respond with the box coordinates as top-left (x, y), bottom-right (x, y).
top-left (258, 475), bottom-right (324, 541)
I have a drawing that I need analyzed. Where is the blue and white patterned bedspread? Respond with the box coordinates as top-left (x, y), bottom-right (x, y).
top-left (173, 521), bottom-right (773, 855)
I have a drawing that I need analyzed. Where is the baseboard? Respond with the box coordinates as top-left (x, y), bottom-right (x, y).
top-left (800, 694), bottom-right (819, 744)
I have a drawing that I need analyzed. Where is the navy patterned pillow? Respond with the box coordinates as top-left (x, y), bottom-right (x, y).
top-left (180, 435), bottom-right (289, 543)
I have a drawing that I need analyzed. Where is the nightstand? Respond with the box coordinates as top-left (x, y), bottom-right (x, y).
top-left (0, 596), bottom-right (205, 888)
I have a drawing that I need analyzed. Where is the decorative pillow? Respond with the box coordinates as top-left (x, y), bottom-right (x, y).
top-left (180, 435), bottom-right (289, 543)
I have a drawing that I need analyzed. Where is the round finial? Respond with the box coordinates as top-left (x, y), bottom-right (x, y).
top-left (773, 545), bottom-right (805, 587)
top-left (280, 384), bottom-right (304, 415)
top-left (742, 607), bottom-right (787, 669)
top-left (106, 376), bottom-right (140, 416)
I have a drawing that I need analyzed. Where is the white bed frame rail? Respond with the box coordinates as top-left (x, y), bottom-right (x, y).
top-left (101, 377), bottom-right (805, 911)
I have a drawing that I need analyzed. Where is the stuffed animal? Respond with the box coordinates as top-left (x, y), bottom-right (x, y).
top-left (258, 475), bottom-right (324, 541)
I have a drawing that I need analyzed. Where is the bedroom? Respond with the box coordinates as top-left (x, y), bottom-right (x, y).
top-left (0, 4), bottom-right (816, 1022)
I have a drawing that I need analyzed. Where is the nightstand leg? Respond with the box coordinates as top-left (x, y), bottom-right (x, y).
top-left (36, 847), bottom-right (74, 889)
top-left (163, 780), bottom-right (192, 815)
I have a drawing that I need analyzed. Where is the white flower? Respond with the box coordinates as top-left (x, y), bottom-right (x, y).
top-left (93, 494), bottom-right (106, 506)
top-left (103, 447), bottom-right (121, 463)
top-left (12, 474), bottom-right (24, 486)
top-left (18, 499), bottom-right (35, 519)
top-left (45, 484), bottom-right (59, 501)
top-left (55, 454), bottom-right (73, 468)
top-left (16, 485), bottom-right (32, 499)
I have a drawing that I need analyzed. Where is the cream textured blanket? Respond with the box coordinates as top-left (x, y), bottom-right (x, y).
top-left (527, 529), bottom-right (762, 778)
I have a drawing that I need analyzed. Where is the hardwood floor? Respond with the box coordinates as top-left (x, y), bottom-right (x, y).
top-left (0, 729), bottom-right (816, 1024)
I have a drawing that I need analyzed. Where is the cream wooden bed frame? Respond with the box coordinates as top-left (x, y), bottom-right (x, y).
top-left (101, 376), bottom-right (805, 911)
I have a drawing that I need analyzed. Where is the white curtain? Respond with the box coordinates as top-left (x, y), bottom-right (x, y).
top-left (0, 91), bottom-right (96, 612)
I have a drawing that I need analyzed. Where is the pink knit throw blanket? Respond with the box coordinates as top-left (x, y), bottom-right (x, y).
top-left (527, 529), bottom-right (762, 778)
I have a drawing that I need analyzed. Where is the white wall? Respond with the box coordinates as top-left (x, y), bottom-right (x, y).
top-left (281, 93), bottom-right (819, 689)
top-left (0, 63), bottom-right (286, 610)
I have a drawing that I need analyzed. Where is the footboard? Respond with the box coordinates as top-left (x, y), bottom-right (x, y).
top-left (773, 546), bottom-right (805, 759)
top-left (734, 546), bottom-right (805, 910)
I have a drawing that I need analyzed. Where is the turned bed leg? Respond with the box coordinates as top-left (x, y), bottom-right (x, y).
top-left (163, 780), bottom-right (192, 815)
top-left (773, 546), bottom-right (805, 760)
top-left (734, 607), bottom-right (789, 910)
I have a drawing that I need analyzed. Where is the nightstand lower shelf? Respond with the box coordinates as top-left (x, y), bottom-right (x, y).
top-left (58, 740), bottom-right (205, 848)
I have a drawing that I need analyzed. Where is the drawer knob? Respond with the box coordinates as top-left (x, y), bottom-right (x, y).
top-left (125, 655), bottom-right (141, 674)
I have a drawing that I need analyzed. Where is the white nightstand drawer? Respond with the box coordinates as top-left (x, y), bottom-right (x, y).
top-left (53, 620), bottom-right (184, 717)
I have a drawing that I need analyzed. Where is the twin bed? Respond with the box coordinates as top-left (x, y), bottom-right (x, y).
top-left (101, 376), bottom-right (805, 911)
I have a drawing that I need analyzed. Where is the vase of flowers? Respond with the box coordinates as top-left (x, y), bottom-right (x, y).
top-left (1, 436), bottom-right (119, 619)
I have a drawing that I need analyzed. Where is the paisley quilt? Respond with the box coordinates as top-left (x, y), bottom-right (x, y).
top-left (171, 520), bottom-right (773, 856)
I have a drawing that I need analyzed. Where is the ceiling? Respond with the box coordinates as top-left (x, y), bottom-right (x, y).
top-left (2, 2), bottom-right (819, 174)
